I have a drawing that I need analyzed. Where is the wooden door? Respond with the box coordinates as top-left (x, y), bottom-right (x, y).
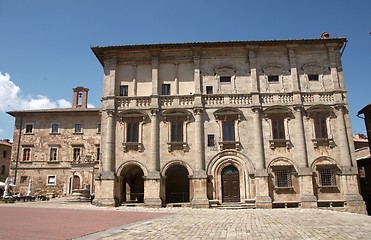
top-left (222, 165), bottom-right (240, 202)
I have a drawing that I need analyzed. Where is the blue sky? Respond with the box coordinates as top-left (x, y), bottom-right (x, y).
top-left (0, 0), bottom-right (370, 140)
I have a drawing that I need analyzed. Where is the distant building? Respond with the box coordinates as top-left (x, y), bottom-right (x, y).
top-left (357, 105), bottom-right (371, 214)
top-left (7, 87), bottom-right (100, 197)
top-left (7, 36), bottom-right (366, 214)
top-left (0, 139), bottom-right (12, 182)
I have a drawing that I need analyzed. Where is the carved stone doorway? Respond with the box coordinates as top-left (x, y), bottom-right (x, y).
top-left (222, 165), bottom-right (240, 202)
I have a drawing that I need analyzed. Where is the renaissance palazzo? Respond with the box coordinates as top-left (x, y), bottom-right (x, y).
top-left (9, 35), bottom-right (366, 213)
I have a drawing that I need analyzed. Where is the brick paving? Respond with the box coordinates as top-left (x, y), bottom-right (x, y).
top-left (0, 199), bottom-right (370, 240)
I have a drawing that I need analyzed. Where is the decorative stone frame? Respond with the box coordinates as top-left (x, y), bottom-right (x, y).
top-left (262, 64), bottom-right (284, 85)
top-left (213, 108), bottom-right (242, 151)
top-left (48, 144), bottom-right (61, 163)
top-left (21, 144), bottom-right (34, 162)
top-left (206, 151), bottom-right (255, 204)
top-left (214, 66), bottom-right (237, 93)
top-left (119, 110), bottom-right (147, 152)
top-left (268, 158), bottom-right (297, 191)
top-left (311, 157), bottom-right (340, 189)
top-left (263, 106), bottom-right (292, 149)
top-left (306, 105), bottom-right (335, 148)
top-left (162, 109), bottom-right (191, 152)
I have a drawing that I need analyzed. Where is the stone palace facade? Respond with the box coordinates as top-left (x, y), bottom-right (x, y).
top-left (8, 35), bottom-right (366, 213)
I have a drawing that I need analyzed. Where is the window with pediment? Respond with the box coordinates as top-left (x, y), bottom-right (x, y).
top-left (263, 106), bottom-right (292, 149)
top-left (302, 63), bottom-right (324, 82)
top-left (312, 157), bottom-right (339, 189)
top-left (268, 158), bottom-right (297, 191)
top-left (263, 64), bottom-right (283, 84)
top-left (214, 108), bottom-right (242, 151)
top-left (307, 105), bottom-right (335, 148)
top-left (120, 110), bottom-right (147, 152)
top-left (163, 109), bottom-right (190, 152)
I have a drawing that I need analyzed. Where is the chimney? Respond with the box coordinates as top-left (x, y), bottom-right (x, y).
top-left (72, 86), bottom-right (89, 108)
top-left (321, 32), bottom-right (330, 39)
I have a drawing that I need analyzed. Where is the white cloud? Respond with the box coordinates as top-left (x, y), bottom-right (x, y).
top-left (0, 72), bottom-right (72, 111)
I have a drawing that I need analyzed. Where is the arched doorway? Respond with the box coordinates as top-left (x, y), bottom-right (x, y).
top-left (222, 165), bottom-right (240, 202)
top-left (72, 175), bottom-right (80, 190)
top-left (121, 165), bottom-right (144, 203)
top-left (165, 165), bottom-right (189, 203)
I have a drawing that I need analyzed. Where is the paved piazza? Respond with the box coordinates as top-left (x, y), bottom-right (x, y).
top-left (0, 200), bottom-right (370, 239)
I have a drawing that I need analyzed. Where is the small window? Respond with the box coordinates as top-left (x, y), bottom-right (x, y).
top-left (220, 76), bottom-right (231, 83)
top-left (119, 85), bottom-right (129, 96)
top-left (222, 121), bottom-right (235, 142)
top-left (51, 124), bottom-right (60, 134)
top-left (207, 134), bottom-right (215, 147)
top-left (268, 75), bottom-right (279, 82)
top-left (74, 124), bottom-right (82, 133)
top-left (47, 176), bottom-right (56, 185)
top-left (308, 74), bottom-right (319, 81)
top-left (20, 176), bottom-right (28, 184)
top-left (1, 165), bottom-right (5, 175)
top-left (50, 148), bottom-right (58, 161)
top-left (314, 117), bottom-right (328, 139)
top-left (73, 147), bottom-right (81, 161)
top-left (126, 122), bottom-right (139, 143)
top-left (96, 147), bottom-right (101, 161)
top-left (3, 150), bottom-right (7, 158)
top-left (206, 86), bottom-right (213, 94)
top-left (162, 84), bottom-right (171, 95)
top-left (272, 119), bottom-right (285, 140)
top-left (97, 123), bottom-right (101, 133)
top-left (22, 148), bottom-right (31, 161)
top-left (275, 169), bottom-right (292, 188)
top-left (171, 121), bottom-right (183, 143)
top-left (25, 124), bottom-right (33, 134)
top-left (319, 168), bottom-right (336, 186)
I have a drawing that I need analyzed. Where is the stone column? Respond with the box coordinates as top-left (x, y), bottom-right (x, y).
top-left (327, 44), bottom-right (341, 91)
top-left (335, 105), bottom-right (352, 168)
top-left (293, 106), bottom-right (317, 208)
top-left (248, 49), bottom-right (260, 106)
top-left (191, 108), bottom-right (209, 207)
top-left (133, 64), bottom-right (137, 96)
top-left (252, 107), bottom-right (271, 208)
top-left (174, 62), bottom-right (179, 95)
top-left (144, 109), bottom-right (162, 207)
top-left (151, 57), bottom-right (159, 95)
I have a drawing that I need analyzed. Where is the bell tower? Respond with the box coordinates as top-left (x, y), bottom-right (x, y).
top-left (72, 86), bottom-right (89, 108)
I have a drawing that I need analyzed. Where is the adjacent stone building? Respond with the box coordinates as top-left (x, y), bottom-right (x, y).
top-left (7, 35), bottom-right (365, 213)
top-left (90, 36), bottom-right (365, 213)
top-left (8, 87), bottom-right (100, 197)
top-left (0, 139), bottom-right (12, 183)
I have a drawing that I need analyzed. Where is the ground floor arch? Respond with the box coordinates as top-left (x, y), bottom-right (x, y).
top-left (165, 164), bottom-right (190, 203)
top-left (120, 165), bottom-right (145, 203)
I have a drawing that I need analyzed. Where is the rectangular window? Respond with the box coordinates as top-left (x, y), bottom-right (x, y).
top-left (319, 168), bottom-right (336, 186)
top-left (50, 148), bottom-right (58, 161)
top-left (47, 176), bottom-right (56, 185)
top-left (74, 124), bottom-right (82, 133)
top-left (308, 74), bottom-right (319, 81)
top-left (207, 134), bottom-right (215, 147)
top-left (3, 150), bottom-right (7, 158)
top-left (268, 75), bottom-right (279, 82)
top-left (73, 148), bottom-right (81, 161)
top-left (275, 169), bottom-right (291, 188)
top-left (162, 84), bottom-right (171, 95)
top-left (22, 148), bottom-right (31, 161)
top-left (206, 86), bottom-right (213, 94)
top-left (97, 123), bottom-right (101, 133)
top-left (126, 122), bottom-right (139, 143)
top-left (220, 76), bottom-right (231, 83)
top-left (314, 117), bottom-right (328, 139)
top-left (222, 121), bottom-right (235, 142)
top-left (51, 124), bottom-right (60, 134)
top-left (25, 124), bottom-right (33, 134)
top-left (171, 122), bottom-right (183, 142)
top-left (119, 85), bottom-right (129, 96)
top-left (20, 176), bottom-right (28, 184)
top-left (272, 119), bottom-right (285, 140)
top-left (96, 147), bottom-right (101, 161)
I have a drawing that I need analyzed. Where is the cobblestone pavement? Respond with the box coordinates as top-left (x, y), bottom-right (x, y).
top-left (1, 199), bottom-right (371, 240)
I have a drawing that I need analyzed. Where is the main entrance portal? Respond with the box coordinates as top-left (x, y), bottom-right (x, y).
top-left (222, 165), bottom-right (240, 202)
